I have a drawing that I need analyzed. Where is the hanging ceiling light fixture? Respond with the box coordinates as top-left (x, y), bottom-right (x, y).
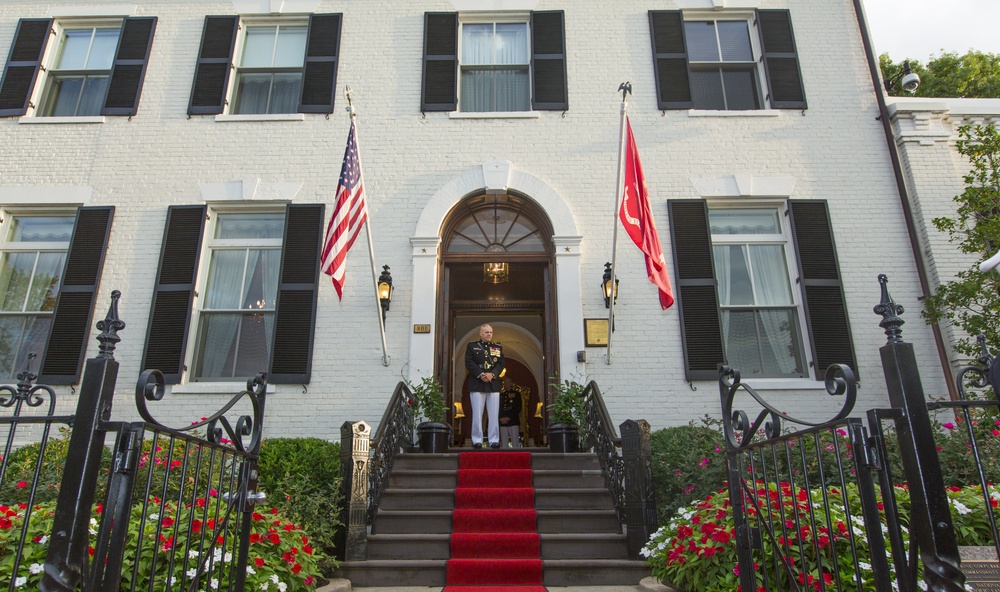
top-left (483, 262), bottom-right (509, 284)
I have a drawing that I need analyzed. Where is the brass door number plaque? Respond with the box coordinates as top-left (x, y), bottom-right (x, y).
top-left (413, 324), bottom-right (431, 333)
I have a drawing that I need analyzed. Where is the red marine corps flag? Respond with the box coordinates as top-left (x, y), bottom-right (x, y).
top-left (619, 117), bottom-right (674, 310)
top-left (321, 120), bottom-right (368, 299)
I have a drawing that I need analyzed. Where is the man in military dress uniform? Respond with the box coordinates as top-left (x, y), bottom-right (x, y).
top-left (465, 323), bottom-right (505, 448)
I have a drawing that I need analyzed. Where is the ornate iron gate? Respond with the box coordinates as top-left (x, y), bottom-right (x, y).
top-left (0, 291), bottom-right (268, 591)
top-left (722, 275), bottom-right (997, 591)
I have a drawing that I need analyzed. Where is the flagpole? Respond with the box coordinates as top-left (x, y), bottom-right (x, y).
top-left (345, 87), bottom-right (391, 367)
top-left (606, 82), bottom-right (631, 365)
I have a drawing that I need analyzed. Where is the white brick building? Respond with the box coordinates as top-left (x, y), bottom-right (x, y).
top-left (889, 97), bottom-right (1000, 372)
top-left (0, 0), bottom-right (954, 441)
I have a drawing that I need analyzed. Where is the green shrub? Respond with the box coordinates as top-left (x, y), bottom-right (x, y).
top-left (0, 428), bottom-right (112, 505)
top-left (650, 422), bottom-right (727, 522)
top-left (258, 438), bottom-right (342, 573)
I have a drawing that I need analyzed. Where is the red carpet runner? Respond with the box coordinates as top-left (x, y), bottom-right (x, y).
top-left (442, 451), bottom-right (547, 592)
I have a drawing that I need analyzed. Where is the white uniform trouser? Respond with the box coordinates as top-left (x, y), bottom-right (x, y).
top-left (470, 391), bottom-right (500, 446)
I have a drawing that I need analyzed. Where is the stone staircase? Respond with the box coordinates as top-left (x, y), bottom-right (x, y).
top-left (335, 449), bottom-right (651, 587)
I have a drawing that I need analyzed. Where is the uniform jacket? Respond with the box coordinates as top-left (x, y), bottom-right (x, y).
top-left (465, 340), bottom-right (505, 393)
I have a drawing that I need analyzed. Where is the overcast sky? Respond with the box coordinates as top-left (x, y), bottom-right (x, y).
top-left (864, 0), bottom-right (1000, 61)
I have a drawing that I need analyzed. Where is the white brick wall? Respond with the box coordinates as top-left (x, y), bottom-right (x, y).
top-left (0, 0), bottom-right (950, 441)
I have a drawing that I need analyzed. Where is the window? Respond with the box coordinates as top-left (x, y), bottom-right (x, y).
top-left (187, 14), bottom-right (341, 116)
top-left (194, 212), bottom-right (283, 379)
top-left (0, 17), bottom-right (156, 118)
top-left (649, 10), bottom-right (806, 111)
top-left (39, 26), bottom-right (120, 116)
top-left (684, 20), bottom-right (759, 110)
top-left (143, 205), bottom-right (324, 385)
top-left (0, 207), bottom-right (114, 384)
top-left (421, 11), bottom-right (567, 112)
top-left (667, 200), bottom-right (856, 382)
top-left (709, 208), bottom-right (804, 377)
top-left (0, 216), bottom-right (73, 379)
top-left (460, 22), bottom-right (529, 112)
top-left (233, 24), bottom-right (307, 114)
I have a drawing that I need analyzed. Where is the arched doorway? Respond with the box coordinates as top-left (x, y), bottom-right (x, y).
top-left (438, 193), bottom-right (555, 446)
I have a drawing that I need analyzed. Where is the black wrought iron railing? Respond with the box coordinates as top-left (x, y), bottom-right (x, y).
top-left (337, 381), bottom-right (413, 561)
top-left (580, 380), bottom-right (657, 558)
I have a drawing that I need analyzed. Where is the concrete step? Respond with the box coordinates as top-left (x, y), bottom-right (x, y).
top-left (379, 488), bottom-right (454, 511)
top-left (372, 510), bottom-right (452, 534)
top-left (389, 470), bottom-right (456, 489)
top-left (365, 534), bottom-right (450, 560)
top-left (541, 533), bottom-right (631, 559)
top-left (537, 509), bottom-right (620, 533)
top-left (534, 487), bottom-right (615, 510)
top-left (336, 558), bottom-right (650, 587)
top-left (533, 468), bottom-right (606, 488)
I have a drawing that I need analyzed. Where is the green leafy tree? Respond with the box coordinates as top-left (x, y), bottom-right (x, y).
top-left (922, 123), bottom-right (1000, 358)
top-left (880, 51), bottom-right (1000, 98)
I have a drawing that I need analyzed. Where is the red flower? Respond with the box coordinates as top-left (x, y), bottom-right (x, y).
top-left (255, 557), bottom-right (265, 568)
top-left (268, 533), bottom-right (281, 545)
top-left (292, 563), bottom-right (302, 574)
top-left (270, 507), bottom-right (279, 515)
top-left (250, 533), bottom-right (261, 543)
top-left (253, 512), bottom-right (264, 521)
top-left (284, 523), bottom-right (295, 532)
top-left (191, 519), bottom-right (202, 534)
top-left (305, 576), bottom-right (314, 586)
top-left (16, 481), bottom-right (27, 489)
top-left (161, 517), bottom-right (175, 528)
top-left (303, 544), bottom-right (313, 555)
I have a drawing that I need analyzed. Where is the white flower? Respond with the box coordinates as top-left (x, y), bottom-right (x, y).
top-left (149, 513), bottom-right (159, 520)
top-left (260, 584), bottom-right (269, 591)
top-left (211, 578), bottom-right (219, 589)
top-left (991, 490), bottom-right (1000, 501)
top-left (213, 549), bottom-right (223, 562)
top-left (14, 577), bottom-right (27, 587)
top-left (918, 580), bottom-right (928, 590)
top-left (246, 566), bottom-right (256, 575)
top-left (271, 575), bottom-right (280, 584)
top-left (952, 500), bottom-right (972, 515)
top-left (278, 583), bottom-right (287, 592)
top-left (224, 552), bottom-right (233, 563)
top-left (29, 564), bottom-right (43, 574)
top-left (187, 568), bottom-right (198, 579)
top-left (188, 550), bottom-right (200, 560)
top-left (37, 535), bottom-right (47, 545)
top-left (639, 547), bottom-right (651, 558)
top-left (859, 561), bottom-right (872, 571)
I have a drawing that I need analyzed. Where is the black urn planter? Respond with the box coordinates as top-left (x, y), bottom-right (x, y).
top-left (416, 422), bottom-right (451, 453)
top-left (546, 423), bottom-right (580, 453)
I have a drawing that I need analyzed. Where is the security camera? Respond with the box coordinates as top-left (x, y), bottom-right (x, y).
top-left (884, 60), bottom-right (920, 94)
top-left (901, 71), bottom-right (920, 93)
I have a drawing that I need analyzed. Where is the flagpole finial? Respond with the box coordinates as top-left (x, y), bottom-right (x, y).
top-left (618, 82), bottom-right (632, 102)
top-left (344, 86), bottom-right (355, 117)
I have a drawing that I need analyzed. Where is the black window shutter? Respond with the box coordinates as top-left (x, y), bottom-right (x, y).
top-left (140, 206), bottom-right (206, 383)
top-left (39, 207), bottom-right (114, 385)
top-left (102, 16), bottom-right (157, 116)
top-left (0, 19), bottom-right (52, 117)
top-left (188, 16), bottom-right (238, 115)
top-left (787, 200), bottom-right (856, 377)
top-left (421, 12), bottom-right (457, 112)
top-left (298, 13), bottom-right (341, 113)
top-left (667, 200), bottom-right (725, 381)
top-left (531, 11), bottom-right (567, 110)
top-left (270, 204), bottom-right (324, 384)
top-left (757, 10), bottom-right (806, 109)
top-left (649, 11), bottom-right (692, 110)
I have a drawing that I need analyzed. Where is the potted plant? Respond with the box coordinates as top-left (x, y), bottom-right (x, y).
top-left (409, 376), bottom-right (451, 453)
top-left (546, 377), bottom-right (586, 453)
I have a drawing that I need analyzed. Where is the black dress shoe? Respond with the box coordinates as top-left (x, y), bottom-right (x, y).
top-left (490, 443), bottom-right (501, 449)
top-left (473, 442), bottom-right (482, 448)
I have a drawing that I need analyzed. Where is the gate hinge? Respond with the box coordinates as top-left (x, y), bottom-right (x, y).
top-left (115, 428), bottom-right (143, 474)
top-left (737, 525), bottom-right (762, 547)
top-left (860, 436), bottom-right (884, 472)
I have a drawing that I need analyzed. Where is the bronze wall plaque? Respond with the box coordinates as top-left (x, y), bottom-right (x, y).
top-left (413, 324), bottom-right (431, 334)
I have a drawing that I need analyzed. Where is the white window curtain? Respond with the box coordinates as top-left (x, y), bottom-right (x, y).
top-left (236, 25), bottom-right (306, 114)
top-left (461, 23), bottom-right (529, 112)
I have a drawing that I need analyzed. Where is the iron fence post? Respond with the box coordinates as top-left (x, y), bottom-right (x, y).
top-left (875, 275), bottom-right (965, 591)
top-left (90, 421), bottom-right (144, 590)
top-left (337, 420), bottom-right (371, 561)
top-left (720, 365), bottom-right (756, 592)
top-left (621, 419), bottom-right (657, 559)
top-left (40, 291), bottom-right (125, 592)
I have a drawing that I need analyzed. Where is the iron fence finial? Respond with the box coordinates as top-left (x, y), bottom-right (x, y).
top-left (96, 290), bottom-right (126, 359)
top-left (874, 274), bottom-right (905, 343)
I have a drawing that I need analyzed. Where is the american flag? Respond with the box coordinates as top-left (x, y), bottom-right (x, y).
top-left (321, 120), bottom-right (368, 298)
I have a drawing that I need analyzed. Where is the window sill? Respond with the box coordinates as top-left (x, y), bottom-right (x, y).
top-left (687, 110), bottom-right (780, 118)
top-left (19, 116), bottom-right (106, 124)
top-left (214, 113), bottom-right (306, 122)
top-left (172, 382), bottom-right (276, 395)
top-left (727, 377), bottom-right (826, 391)
top-left (449, 111), bottom-right (541, 119)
